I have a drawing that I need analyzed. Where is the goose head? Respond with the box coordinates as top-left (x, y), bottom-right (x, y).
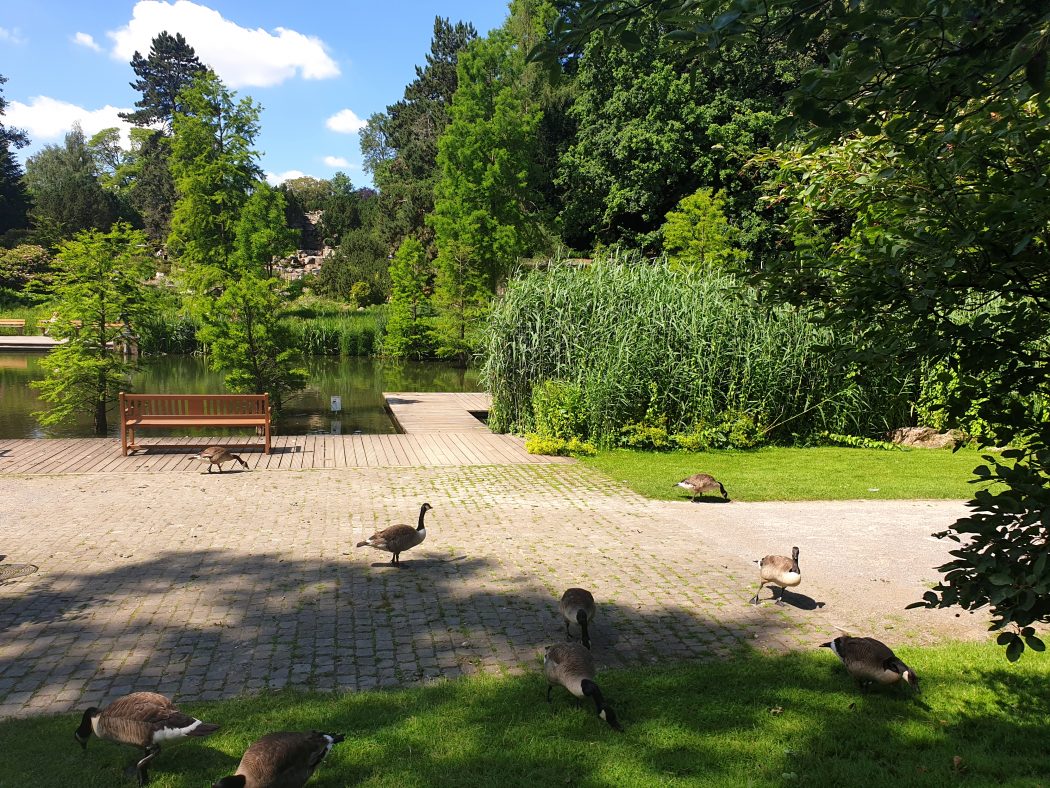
top-left (598, 704), bottom-right (623, 732)
top-left (902, 668), bottom-right (920, 693)
top-left (417, 502), bottom-right (433, 529)
top-left (74, 707), bottom-right (98, 749)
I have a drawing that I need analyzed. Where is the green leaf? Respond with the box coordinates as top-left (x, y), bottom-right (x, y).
top-left (1006, 637), bottom-right (1025, 662)
top-left (1024, 634), bottom-right (1046, 652)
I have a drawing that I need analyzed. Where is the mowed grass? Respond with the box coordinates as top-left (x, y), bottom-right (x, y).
top-left (582, 446), bottom-right (1000, 502)
top-left (0, 643), bottom-right (1047, 787)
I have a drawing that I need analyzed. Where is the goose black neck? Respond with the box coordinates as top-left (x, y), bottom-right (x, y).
top-left (581, 678), bottom-right (604, 713)
top-left (75, 708), bottom-right (96, 747)
top-left (212, 777), bottom-right (247, 788)
top-left (417, 505), bottom-right (429, 530)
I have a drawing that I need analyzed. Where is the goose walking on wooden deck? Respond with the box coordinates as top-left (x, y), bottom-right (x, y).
top-left (356, 503), bottom-right (432, 566)
top-left (212, 730), bottom-right (345, 788)
top-left (74, 691), bottom-right (219, 786)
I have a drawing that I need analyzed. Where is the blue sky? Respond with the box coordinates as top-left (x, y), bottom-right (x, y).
top-left (1, 0), bottom-right (511, 187)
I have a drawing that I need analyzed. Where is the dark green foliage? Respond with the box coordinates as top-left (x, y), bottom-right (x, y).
top-left (485, 259), bottom-right (915, 447)
top-left (23, 125), bottom-right (124, 242)
top-left (119, 31), bottom-right (208, 130)
top-left (168, 72), bottom-right (262, 296)
top-left (123, 130), bottom-right (177, 245)
top-left (0, 244), bottom-right (49, 291)
top-left (383, 236), bottom-right (434, 358)
top-left (315, 173), bottom-right (365, 245)
top-left (198, 276), bottom-right (307, 411)
top-left (361, 17), bottom-right (478, 251)
top-left (0, 74), bottom-right (30, 241)
top-left (317, 228), bottom-right (389, 305)
top-left (556, 10), bottom-right (800, 255)
top-left (30, 224), bottom-right (153, 433)
top-left (233, 183), bottom-right (297, 278)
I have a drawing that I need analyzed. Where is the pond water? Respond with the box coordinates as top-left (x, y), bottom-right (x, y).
top-left (0, 353), bottom-right (480, 439)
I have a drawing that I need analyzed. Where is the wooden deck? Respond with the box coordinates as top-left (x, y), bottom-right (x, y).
top-left (0, 393), bottom-right (570, 473)
top-left (0, 335), bottom-right (61, 350)
top-left (385, 391), bottom-right (492, 433)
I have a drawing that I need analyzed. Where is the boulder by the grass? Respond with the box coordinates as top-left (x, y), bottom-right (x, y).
top-left (885, 426), bottom-right (965, 449)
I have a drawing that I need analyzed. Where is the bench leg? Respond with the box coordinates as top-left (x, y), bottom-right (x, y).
top-left (264, 420), bottom-right (271, 454)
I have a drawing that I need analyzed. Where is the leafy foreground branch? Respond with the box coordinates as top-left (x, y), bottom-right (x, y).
top-left (2, 644), bottom-right (1046, 787)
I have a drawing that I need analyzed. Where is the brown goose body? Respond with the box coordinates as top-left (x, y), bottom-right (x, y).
top-left (195, 446), bottom-right (249, 473)
top-left (559, 587), bottom-right (596, 649)
top-left (356, 503), bottom-right (432, 565)
top-left (751, 546), bottom-right (801, 605)
top-left (822, 636), bottom-right (920, 692)
top-left (75, 692), bottom-right (219, 785)
top-left (544, 642), bottom-right (622, 731)
top-left (212, 731), bottom-right (345, 788)
top-left (676, 472), bottom-right (729, 501)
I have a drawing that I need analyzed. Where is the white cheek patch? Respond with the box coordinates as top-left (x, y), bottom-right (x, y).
top-left (599, 709), bottom-right (607, 721)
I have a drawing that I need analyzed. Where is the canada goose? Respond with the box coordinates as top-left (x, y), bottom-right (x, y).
top-left (356, 502), bottom-right (432, 565)
top-left (212, 730), bottom-right (345, 788)
top-left (74, 691), bottom-right (219, 786)
top-left (751, 546), bottom-right (801, 605)
top-left (821, 636), bottom-right (920, 693)
top-left (544, 642), bottom-right (622, 731)
top-left (676, 472), bottom-right (729, 501)
top-left (559, 587), bottom-right (596, 649)
top-left (195, 446), bottom-right (249, 473)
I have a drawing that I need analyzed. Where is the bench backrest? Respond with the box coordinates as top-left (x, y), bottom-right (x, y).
top-left (120, 393), bottom-right (270, 418)
top-left (0, 319), bottom-right (25, 327)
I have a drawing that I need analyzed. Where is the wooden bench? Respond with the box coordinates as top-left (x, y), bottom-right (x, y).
top-left (119, 392), bottom-right (272, 456)
top-left (0, 319), bottom-right (26, 334)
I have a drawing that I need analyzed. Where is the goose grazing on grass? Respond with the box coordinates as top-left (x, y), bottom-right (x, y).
top-left (356, 503), bottom-right (432, 566)
top-left (74, 691), bottom-right (219, 786)
top-left (212, 731), bottom-right (345, 788)
top-left (821, 636), bottom-right (920, 693)
top-left (544, 642), bottom-right (622, 731)
top-left (195, 446), bottom-right (249, 473)
top-left (559, 587), bottom-right (596, 649)
top-left (676, 472), bottom-right (729, 502)
top-left (751, 546), bottom-right (801, 606)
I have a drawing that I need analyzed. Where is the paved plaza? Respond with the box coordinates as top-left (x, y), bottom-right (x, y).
top-left (0, 463), bottom-right (982, 719)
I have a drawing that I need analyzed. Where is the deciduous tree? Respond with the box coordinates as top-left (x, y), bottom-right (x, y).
top-left (383, 236), bottom-right (434, 358)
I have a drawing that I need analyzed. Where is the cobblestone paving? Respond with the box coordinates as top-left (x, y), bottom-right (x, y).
top-left (0, 465), bottom-right (979, 719)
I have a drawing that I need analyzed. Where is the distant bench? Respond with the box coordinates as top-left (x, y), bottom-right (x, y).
top-left (119, 392), bottom-right (271, 456)
top-left (0, 319), bottom-right (26, 334)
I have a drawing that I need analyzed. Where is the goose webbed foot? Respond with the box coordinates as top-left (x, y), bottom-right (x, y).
top-left (749, 595), bottom-right (761, 605)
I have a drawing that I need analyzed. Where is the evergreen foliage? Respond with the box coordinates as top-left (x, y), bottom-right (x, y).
top-left (198, 275), bottom-right (307, 411)
top-left (29, 223), bottom-right (152, 433)
top-left (662, 188), bottom-right (743, 270)
top-left (233, 183), bottom-right (297, 278)
top-left (119, 31), bottom-right (208, 130)
top-left (0, 74), bottom-right (30, 241)
top-left (383, 236), bottom-right (434, 358)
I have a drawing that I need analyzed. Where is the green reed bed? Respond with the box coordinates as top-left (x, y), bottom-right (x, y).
top-left (484, 259), bottom-right (917, 446)
top-left (284, 310), bottom-right (381, 356)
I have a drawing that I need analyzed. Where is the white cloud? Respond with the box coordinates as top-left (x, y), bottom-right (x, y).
top-left (7, 97), bottom-right (136, 147)
top-left (323, 155), bottom-right (349, 167)
top-left (107, 1), bottom-right (340, 88)
top-left (73, 32), bottom-right (103, 52)
top-left (0, 27), bottom-right (27, 45)
top-left (325, 109), bottom-right (366, 134)
top-left (266, 169), bottom-right (306, 186)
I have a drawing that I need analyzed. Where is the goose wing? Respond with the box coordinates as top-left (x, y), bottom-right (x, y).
top-left (237, 731), bottom-right (342, 784)
top-left (365, 523), bottom-right (418, 552)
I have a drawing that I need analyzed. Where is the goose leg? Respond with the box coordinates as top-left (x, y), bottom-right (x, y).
top-left (547, 684), bottom-right (553, 703)
top-left (750, 583), bottom-right (764, 605)
top-left (390, 553), bottom-right (397, 565)
top-left (564, 620), bottom-right (572, 640)
top-left (136, 745), bottom-right (159, 786)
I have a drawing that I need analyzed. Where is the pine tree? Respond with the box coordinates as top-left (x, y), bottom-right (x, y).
top-left (119, 31), bottom-right (208, 130)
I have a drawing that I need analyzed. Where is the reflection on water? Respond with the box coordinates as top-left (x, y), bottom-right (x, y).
top-left (0, 353), bottom-right (480, 439)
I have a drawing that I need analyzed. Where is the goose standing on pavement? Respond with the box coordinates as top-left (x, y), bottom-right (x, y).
top-left (74, 692), bottom-right (219, 786)
top-left (195, 446), bottom-right (249, 473)
top-left (821, 636), bottom-right (921, 693)
top-left (212, 730), bottom-right (345, 788)
top-left (676, 473), bottom-right (729, 501)
top-left (544, 642), bottom-right (622, 731)
top-left (356, 503), bottom-right (432, 566)
top-left (559, 588), bottom-right (596, 649)
top-left (751, 546), bottom-right (801, 606)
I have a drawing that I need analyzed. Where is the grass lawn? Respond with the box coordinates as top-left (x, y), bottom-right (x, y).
top-left (1, 643), bottom-right (1046, 787)
top-left (581, 446), bottom-right (1000, 502)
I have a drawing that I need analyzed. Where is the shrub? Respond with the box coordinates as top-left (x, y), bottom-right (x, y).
top-left (532, 380), bottom-right (588, 440)
top-left (524, 434), bottom-right (597, 456)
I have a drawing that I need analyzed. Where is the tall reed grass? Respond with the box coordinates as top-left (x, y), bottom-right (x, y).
top-left (483, 258), bottom-right (917, 446)
top-left (283, 310), bottom-right (381, 356)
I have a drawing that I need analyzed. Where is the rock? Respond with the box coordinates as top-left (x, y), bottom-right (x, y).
top-left (885, 426), bottom-right (965, 449)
